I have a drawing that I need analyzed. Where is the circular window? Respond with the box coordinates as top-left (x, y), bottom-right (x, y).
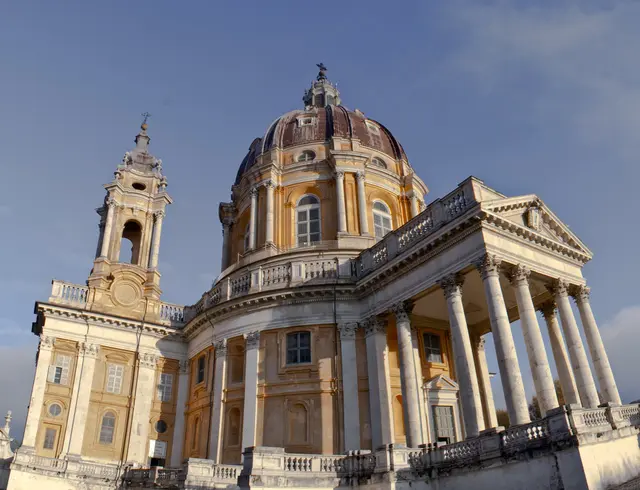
top-left (48, 403), bottom-right (62, 417)
top-left (132, 182), bottom-right (146, 191)
top-left (155, 420), bottom-right (168, 434)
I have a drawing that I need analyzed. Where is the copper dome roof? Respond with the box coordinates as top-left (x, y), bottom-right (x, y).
top-left (235, 105), bottom-right (408, 185)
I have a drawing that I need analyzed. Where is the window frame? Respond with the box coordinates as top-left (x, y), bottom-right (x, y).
top-left (370, 157), bottom-right (387, 169)
top-left (105, 363), bottom-right (125, 394)
top-left (48, 403), bottom-right (62, 417)
top-left (48, 354), bottom-right (71, 386)
top-left (196, 355), bottom-right (206, 385)
top-left (372, 200), bottom-right (393, 240)
top-left (295, 194), bottom-right (321, 247)
top-left (43, 427), bottom-right (57, 450)
top-left (423, 332), bottom-right (444, 364)
top-left (99, 411), bottom-right (116, 445)
top-left (243, 222), bottom-right (251, 253)
top-left (285, 331), bottom-right (312, 366)
top-left (297, 116), bottom-right (314, 127)
top-left (157, 372), bottom-right (173, 402)
top-left (432, 405), bottom-right (456, 445)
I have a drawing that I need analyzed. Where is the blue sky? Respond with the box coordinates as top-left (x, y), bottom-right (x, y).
top-left (1, 1), bottom-right (639, 440)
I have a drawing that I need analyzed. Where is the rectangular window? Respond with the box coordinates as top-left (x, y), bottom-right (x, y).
top-left (432, 405), bottom-right (455, 444)
top-left (43, 428), bottom-right (56, 450)
top-left (48, 354), bottom-right (71, 385)
top-left (423, 333), bottom-right (443, 363)
top-left (157, 373), bottom-right (173, 402)
top-left (197, 356), bottom-right (206, 384)
top-left (106, 364), bottom-right (124, 394)
top-left (286, 332), bottom-right (311, 365)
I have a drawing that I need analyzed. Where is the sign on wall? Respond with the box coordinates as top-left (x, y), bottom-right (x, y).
top-left (148, 439), bottom-right (167, 458)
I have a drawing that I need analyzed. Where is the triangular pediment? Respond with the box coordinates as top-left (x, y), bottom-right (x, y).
top-left (425, 374), bottom-right (458, 391)
top-left (482, 195), bottom-right (592, 257)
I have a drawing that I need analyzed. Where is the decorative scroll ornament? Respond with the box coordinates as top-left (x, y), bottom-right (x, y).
top-left (573, 285), bottom-right (591, 303)
top-left (338, 323), bottom-right (359, 340)
top-left (439, 273), bottom-right (464, 298)
top-left (40, 336), bottom-right (55, 350)
top-left (355, 171), bottom-right (365, 181)
top-left (392, 300), bottom-right (414, 323)
top-left (153, 210), bottom-right (166, 220)
top-left (548, 279), bottom-right (570, 298)
top-left (179, 360), bottom-right (189, 374)
top-left (214, 339), bottom-right (228, 357)
top-left (244, 331), bottom-right (261, 350)
top-left (364, 317), bottom-right (386, 337)
top-left (140, 352), bottom-right (159, 369)
top-left (334, 170), bottom-right (345, 180)
top-left (250, 187), bottom-right (259, 198)
top-left (508, 264), bottom-right (531, 286)
top-left (474, 254), bottom-right (502, 279)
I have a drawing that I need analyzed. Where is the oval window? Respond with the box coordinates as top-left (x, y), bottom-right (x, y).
top-left (48, 403), bottom-right (62, 417)
top-left (132, 182), bottom-right (146, 191)
top-left (155, 420), bottom-right (168, 434)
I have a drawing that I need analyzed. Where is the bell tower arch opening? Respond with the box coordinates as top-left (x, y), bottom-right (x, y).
top-left (119, 220), bottom-right (142, 265)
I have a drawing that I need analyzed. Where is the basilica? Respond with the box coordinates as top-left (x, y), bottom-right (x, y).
top-left (3, 67), bottom-right (640, 490)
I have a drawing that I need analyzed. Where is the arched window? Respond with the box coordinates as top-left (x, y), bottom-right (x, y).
top-left (371, 157), bottom-right (387, 169)
top-left (244, 222), bottom-right (251, 252)
top-left (286, 331), bottom-right (311, 364)
top-left (120, 221), bottom-right (142, 265)
top-left (296, 195), bottom-right (321, 246)
top-left (373, 201), bottom-right (392, 239)
top-left (297, 150), bottom-right (316, 162)
top-left (99, 411), bottom-right (116, 445)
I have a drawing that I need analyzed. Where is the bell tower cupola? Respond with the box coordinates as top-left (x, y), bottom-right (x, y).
top-left (88, 115), bottom-right (173, 321)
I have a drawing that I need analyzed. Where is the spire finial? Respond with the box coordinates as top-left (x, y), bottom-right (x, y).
top-left (316, 63), bottom-right (327, 81)
top-left (4, 411), bottom-right (11, 432)
top-left (141, 112), bottom-right (151, 131)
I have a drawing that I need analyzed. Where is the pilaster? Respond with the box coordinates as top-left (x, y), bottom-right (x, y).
top-left (127, 352), bottom-right (159, 464)
top-left (170, 360), bottom-right (190, 467)
top-left (338, 323), bottom-right (361, 451)
top-left (22, 336), bottom-right (55, 449)
top-left (209, 340), bottom-right (228, 462)
top-left (242, 331), bottom-right (260, 455)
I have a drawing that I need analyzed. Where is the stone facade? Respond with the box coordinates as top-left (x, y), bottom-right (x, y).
top-left (4, 70), bottom-right (638, 490)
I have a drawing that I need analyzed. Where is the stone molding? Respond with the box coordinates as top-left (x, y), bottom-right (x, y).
top-left (39, 335), bottom-right (55, 351)
top-left (334, 170), bottom-right (345, 180)
top-left (572, 285), bottom-right (590, 303)
top-left (153, 210), bottom-right (165, 220)
top-left (538, 301), bottom-right (558, 319)
top-left (214, 339), bottom-right (228, 357)
top-left (244, 331), bottom-right (260, 350)
top-left (139, 352), bottom-right (159, 369)
top-left (392, 300), bottom-right (414, 323)
top-left (549, 279), bottom-right (570, 298)
top-left (474, 253), bottom-right (501, 279)
top-left (355, 171), bottom-right (365, 181)
top-left (179, 360), bottom-right (189, 374)
top-left (250, 187), bottom-right (259, 198)
top-left (439, 273), bottom-right (464, 298)
top-left (337, 322), bottom-right (359, 340)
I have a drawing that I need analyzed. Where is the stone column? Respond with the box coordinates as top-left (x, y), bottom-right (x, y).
top-left (241, 332), bottom-right (260, 453)
top-left (170, 361), bottom-right (190, 467)
top-left (338, 323), bottom-right (361, 451)
top-left (148, 210), bottom-right (165, 269)
top-left (364, 318), bottom-right (394, 448)
top-left (393, 302), bottom-right (423, 447)
top-left (471, 335), bottom-right (498, 429)
top-left (539, 302), bottom-right (580, 406)
top-left (509, 265), bottom-right (558, 416)
top-left (476, 254), bottom-right (530, 425)
top-left (62, 343), bottom-right (99, 457)
top-left (265, 181), bottom-right (275, 245)
top-left (574, 286), bottom-right (621, 405)
top-left (127, 353), bottom-right (158, 464)
top-left (221, 220), bottom-right (232, 272)
top-left (249, 188), bottom-right (258, 250)
top-left (208, 340), bottom-right (228, 462)
top-left (99, 198), bottom-right (116, 258)
top-left (439, 275), bottom-right (484, 437)
top-left (411, 327), bottom-right (429, 442)
top-left (355, 172), bottom-right (369, 236)
top-left (410, 193), bottom-right (420, 218)
top-left (551, 280), bottom-right (600, 408)
top-left (22, 336), bottom-right (55, 449)
top-left (335, 171), bottom-right (347, 234)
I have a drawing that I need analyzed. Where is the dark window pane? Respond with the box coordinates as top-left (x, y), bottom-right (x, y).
top-left (310, 221), bottom-right (320, 233)
top-left (299, 348), bottom-right (311, 363)
top-left (310, 233), bottom-right (321, 243)
top-left (287, 334), bottom-right (297, 349)
top-left (298, 211), bottom-right (307, 221)
top-left (298, 332), bottom-right (311, 348)
top-left (298, 223), bottom-right (307, 235)
top-left (287, 348), bottom-right (298, 364)
top-left (309, 208), bottom-right (319, 220)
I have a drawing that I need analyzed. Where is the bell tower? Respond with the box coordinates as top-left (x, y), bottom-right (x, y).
top-left (87, 116), bottom-right (172, 321)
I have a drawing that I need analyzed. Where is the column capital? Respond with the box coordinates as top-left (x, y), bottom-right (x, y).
top-left (364, 317), bottom-right (387, 337)
top-left (214, 339), bottom-right (228, 357)
top-left (106, 197), bottom-right (117, 209)
top-left (39, 335), bottom-right (55, 351)
top-left (392, 300), bottom-right (414, 323)
top-left (508, 264), bottom-right (531, 286)
top-left (139, 352), bottom-right (159, 369)
top-left (338, 323), bottom-right (359, 340)
top-left (548, 279), bottom-right (570, 298)
top-left (153, 210), bottom-right (166, 220)
top-left (439, 273), bottom-right (464, 298)
top-left (79, 342), bottom-right (99, 359)
top-left (538, 301), bottom-right (558, 319)
top-left (474, 254), bottom-right (502, 279)
top-left (250, 187), bottom-right (259, 198)
top-left (572, 285), bottom-right (591, 304)
top-left (178, 360), bottom-right (189, 374)
top-left (263, 179), bottom-right (276, 189)
top-left (244, 331), bottom-right (261, 350)
top-left (334, 170), bottom-right (345, 180)
top-left (471, 335), bottom-right (486, 351)
top-left (355, 171), bottom-right (365, 181)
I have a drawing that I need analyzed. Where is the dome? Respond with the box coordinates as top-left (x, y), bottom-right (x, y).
top-left (235, 72), bottom-right (408, 185)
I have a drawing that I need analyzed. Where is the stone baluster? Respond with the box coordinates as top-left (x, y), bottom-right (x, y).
top-left (355, 172), bottom-right (369, 235)
top-left (22, 336), bottom-right (55, 449)
top-left (338, 323), bottom-right (361, 451)
top-left (335, 171), bottom-right (347, 234)
top-left (61, 343), bottom-right (100, 458)
top-left (551, 280), bottom-right (600, 408)
top-left (364, 317), bottom-right (394, 448)
top-left (248, 188), bottom-right (258, 250)
top-left (393, 301), bottom-right (423, 447)
top-left (539, 302), bottom-right (580, 406)
top-left (573, 286), bottom-right (621, 405)
top-left (242, 332), bottom-right (261, 455)
top-left (265, 181), bottom-right (275, 245)
top-left (170, 360), bottom-right (190, 467)
top-left (209, 340), bottom-right (228, 462)
top-left (476, 254), bottom-right (530, 425)
top-left (471, 335), bottom-right (498, 429)
top-left (148, 210), bottom-right (165, 269)
top-left (99, 198), bottom-right (116, 259)
top-left (509, 265), bottom-right (558, 416)
top-left (440, 274), bottom-right (484, 437)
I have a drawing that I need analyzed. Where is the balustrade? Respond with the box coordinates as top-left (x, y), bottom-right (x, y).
top-left (50, 280), bottom-right (88, 306)
top-left (159, 302), bottom-right (184, 322)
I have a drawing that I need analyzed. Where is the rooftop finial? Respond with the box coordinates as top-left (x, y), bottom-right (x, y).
top-left (141, 112), bottom-right (151, 130)
top-left (316, 63), bottom-right (327, 81)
